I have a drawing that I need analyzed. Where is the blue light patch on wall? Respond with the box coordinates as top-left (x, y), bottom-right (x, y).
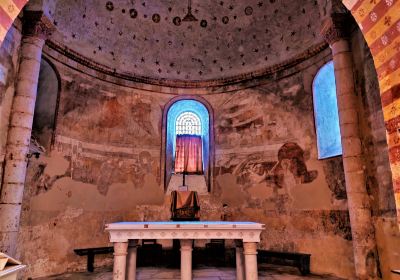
top-left (313, 61), bottom-right (342, 159)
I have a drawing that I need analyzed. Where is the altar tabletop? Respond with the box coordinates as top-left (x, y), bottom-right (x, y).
top-left (106, 221), bottom-right (264, 228)
top-left (106, 221), bottom-right (265, 243)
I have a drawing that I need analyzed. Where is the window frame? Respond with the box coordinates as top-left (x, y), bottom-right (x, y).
top-left (161, 96), bottom-right (215, 192)
top-left (312, 60), bottom-right (343, 160)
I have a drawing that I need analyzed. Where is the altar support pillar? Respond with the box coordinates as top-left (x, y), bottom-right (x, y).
top-left (235, 240), bottom-right (245, 280)
top-left (113, 242), bottom-right (128, 280)
top-left (180, 239), bottom-right (193, 280)
top-left (243, 242), bottom-right (258, 280)
top-left (0, 11), bottom-right (54, 256)
top-left (126, 239), bottom-right (138, 280)
top-left (322, 14), bottom-right (378, 279)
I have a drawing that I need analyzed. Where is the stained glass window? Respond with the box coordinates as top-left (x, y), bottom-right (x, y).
top-left (313, 61), bottom-right (342, 159)
top-left (176, 112), bottom-right (202, 135)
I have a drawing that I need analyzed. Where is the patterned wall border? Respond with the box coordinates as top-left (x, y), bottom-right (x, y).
top-left (44, 39), bottom-right (328, 89)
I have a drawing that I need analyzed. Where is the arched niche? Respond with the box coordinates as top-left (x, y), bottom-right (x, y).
top-left (161, 96), bottom-right (214, 192)
top-left (32, 56), bottom-right (61, 152)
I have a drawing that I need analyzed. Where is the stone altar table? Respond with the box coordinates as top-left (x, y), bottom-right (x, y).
top-left (105, 221), bottom-right (264, 280)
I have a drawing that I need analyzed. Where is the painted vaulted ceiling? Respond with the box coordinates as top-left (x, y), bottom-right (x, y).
top-left (45, 0), bottom-right (324, 81)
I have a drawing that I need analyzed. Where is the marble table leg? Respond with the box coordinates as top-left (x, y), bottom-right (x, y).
top-left (243, 242), bottom-right (258, 280)
top-left (113, 242), bottom-right (128, 280)
top-left (235, 240), bottom-right (245, 280)
top-left (180, 239), bottom-right (193, 280)
top-left (126, 240), bottom-right (138, 280)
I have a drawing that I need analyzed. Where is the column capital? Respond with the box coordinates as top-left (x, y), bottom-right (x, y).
top-left (243, 242), bottom-right (258, 255)
top-left (22, 11), bottom-right (55, 40)
top-left (180, 239), bottom-right (193, 250)
top-left (113, 242), bottom-right (128, 256)
top-left (321, 13), bottom-right (351, 45)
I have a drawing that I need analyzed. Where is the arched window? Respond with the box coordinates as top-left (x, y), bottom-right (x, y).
top-left (313, 61), bottom-right (342, 159)
top-left (163, 98), bottom-right (213, 192)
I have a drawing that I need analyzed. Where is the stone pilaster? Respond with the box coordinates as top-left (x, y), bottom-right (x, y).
top-left (322, 13), bottom-right (380, 280)
top-left (0, 11), bottom-right (54, 256)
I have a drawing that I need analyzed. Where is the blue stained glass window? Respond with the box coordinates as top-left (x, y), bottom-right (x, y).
top-left (313, 61), bottom-right (342, 159)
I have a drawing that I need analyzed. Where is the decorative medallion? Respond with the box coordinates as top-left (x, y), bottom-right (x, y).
top-left (106, 1), bottom-right (114, 11)
top-left (222, 16), bottom-right (229, 24)
top-left (200, 19), bottom-right (207, 28)
top-left (152, 13), bottom-right (161, 23)
top-left (129, 8), bottom-right (138, 18)
top-left (173, 16), bottom-right (182, 26)
top-left (245, 6), bottom-right (253, 16)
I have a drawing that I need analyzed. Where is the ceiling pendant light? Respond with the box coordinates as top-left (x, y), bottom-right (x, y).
top-left (182, 0), bottom-right (198, 22)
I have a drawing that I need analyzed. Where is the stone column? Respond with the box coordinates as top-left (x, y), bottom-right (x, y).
top-left (243, 242), bottom-right (258, 280)
top-left (126, 239), bottom-right (138, 280)
top-left (235, 240), bottom-right (245, 280)
top-left (0, 11), bottom-right (54, 255)
top-left (322, 14), bottom-right (379, 280)
top-left (180, 239), bottom-right (193, 280)
top-left (113, 242), bottom-right (128, 280)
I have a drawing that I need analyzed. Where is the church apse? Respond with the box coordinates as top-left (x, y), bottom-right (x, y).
top-left (14, 50), bottom-right (359, 278)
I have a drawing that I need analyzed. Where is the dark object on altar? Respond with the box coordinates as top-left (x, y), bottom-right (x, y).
top-left (170, 190), bottom-right (200, 221)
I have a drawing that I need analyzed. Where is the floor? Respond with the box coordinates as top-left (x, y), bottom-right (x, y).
top-left (35, 265), bottom-right (344, 280)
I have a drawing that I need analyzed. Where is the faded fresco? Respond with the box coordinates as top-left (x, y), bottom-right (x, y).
top-left (59, 81), bottom-right (161, 147)
top-left (210, 78), bottom-right (339, 213)
top-left (214, 142), bottom-right (318, 212)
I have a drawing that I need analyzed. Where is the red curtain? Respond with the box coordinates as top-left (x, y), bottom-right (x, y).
top-left (175, 135), bottom-right (203, 173)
